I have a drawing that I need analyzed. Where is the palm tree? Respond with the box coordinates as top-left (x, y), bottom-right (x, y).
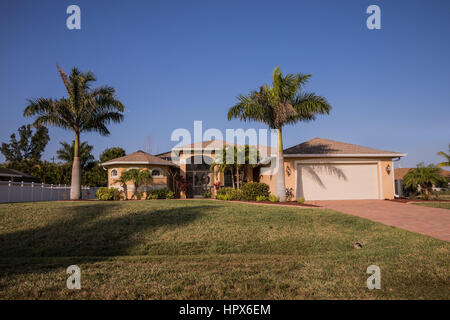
top-left (403, 163), bottom-right (447, 196)
top-left (437, 145), bottom-right (450, 167)
top-left (24, 65), bottom-right (124, 200)
top-left (57, 141), bottom-right (94, 169)
top-left (121, 169), bottom-right (152, 199)
top-left (227, 66), bottom-right (331, 200)
top-left (115, 175), bottom-right (129, 200)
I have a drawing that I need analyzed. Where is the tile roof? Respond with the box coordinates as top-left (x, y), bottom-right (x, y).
top-left (283, 137), bottom-right (405, 156)
top-left (101, 150), bottom-right (178, 167)
top-left (394, 167), bottom-right (450, 180)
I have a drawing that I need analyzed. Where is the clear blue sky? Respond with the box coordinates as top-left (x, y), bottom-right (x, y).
top-left (1, 0), bottom-right (449, 168)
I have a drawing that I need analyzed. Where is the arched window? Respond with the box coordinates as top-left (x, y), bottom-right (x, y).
top-left (110, 169), bottom-right (118, 178)
top-left (151, 169), bottom-right (163, 177)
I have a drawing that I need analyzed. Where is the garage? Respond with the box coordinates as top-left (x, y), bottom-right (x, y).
top-left (297, 162), bottom-right (379, 200)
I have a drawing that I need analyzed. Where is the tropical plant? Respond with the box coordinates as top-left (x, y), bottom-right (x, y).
top-left (1, 124), bottom-right (50, 162)
top-left (121, 169), bottom-right (152, 199)
top-left (240, 182), bottom-right (270, 201)
top-left (268, 194), bottom-right (279, 203)
top-left (227, 66), bottom-right (331, 200)
top-left (437, 145), bottom-right (450, 167)
top-left (24, 65), bottom-right (124, 200)
top-left (96, 187), bottom-right (120, 201)
top-left (403, 163), bottom-right (447, 196)
top-left (115, 174), bottom-right (130, 200)
top-left (57, 141), bottom-right (94, 169)
top-left (210, 144), bottom-right (260, 189)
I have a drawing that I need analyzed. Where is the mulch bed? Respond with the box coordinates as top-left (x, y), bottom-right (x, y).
top-left (230, 200), bottom-right (321, 208)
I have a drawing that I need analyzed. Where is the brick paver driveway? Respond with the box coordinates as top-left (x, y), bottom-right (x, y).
top-left (310, 200), bottom-right (450, 242)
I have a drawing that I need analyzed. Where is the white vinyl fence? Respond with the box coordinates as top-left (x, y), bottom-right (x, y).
top-left (0, 181), bottom-right (99, 203)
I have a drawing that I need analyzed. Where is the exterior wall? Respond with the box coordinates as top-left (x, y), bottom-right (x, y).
top-left (106, 164), bottom-right (171, 199)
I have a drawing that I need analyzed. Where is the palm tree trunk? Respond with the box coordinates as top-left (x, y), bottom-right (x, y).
top-left (236, 167), bottom-right (240, 189)
top-left (70, 131), bottom-right (81, 200)
top-left (231, 168), bottom-right (235, 189)
top-left (275, 127), bottom-right (286, 201)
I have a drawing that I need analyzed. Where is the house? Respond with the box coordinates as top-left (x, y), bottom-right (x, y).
top-left (102, 138), bottom-right (406, 200)
top-left (394, 167), bottom-right (450, 197)
top-left (0, 168), bottom-right (39, 182)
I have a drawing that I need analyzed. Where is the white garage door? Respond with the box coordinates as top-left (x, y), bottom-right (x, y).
top-left (297, 163), bottom-right (379, 200)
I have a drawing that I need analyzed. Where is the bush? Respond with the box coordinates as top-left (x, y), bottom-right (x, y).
top-left (146, 187), bottom-right (174, 200)
top-left (216, 187), bottom-right (235, 197)
top-left (215, 188), bottom-right (242, 200)
top-left (256, 195), bottom-right (267, 202)
top-left (202, 190), bottom-right (212, 198)
top-left (135, 191), bottom-right (144, 200)
top-left (297, 197), bottom-right (305, 204)
top-left (269, 194), bottom-right (279, 203)
top-left (240, 182), bottom-right (270, 201)
top-left (96, 187), bottom-right (120, 201)
top-left (147, 193), bottom-right (158, 200)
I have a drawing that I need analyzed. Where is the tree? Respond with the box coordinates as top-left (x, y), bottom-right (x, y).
top-left (403, 163), bottom-right (447, 196)
top-left (57, 141), bottom-right (94, 169)
top-left (227, 66), bottom-right (331, 200)
top-left (121, 169), bottom-right (152, 199)
top-left (1, 124), bottom-right (49, 162)
top-left (100, 147), bottom-right (126, 163)
top-left (24, 65), bottom-right (124, 200)
top-left (437, 145), bottom-right (450, 167)
top-left (210, 144), bottom-right (260, 189)
top-left (115, 174), bottom-right (129, 200)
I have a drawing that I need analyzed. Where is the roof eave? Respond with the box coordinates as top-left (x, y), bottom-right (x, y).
top-left (283, 153), bottom-right (407, 158)
top-left (101, 161), bottom-right (179, 167)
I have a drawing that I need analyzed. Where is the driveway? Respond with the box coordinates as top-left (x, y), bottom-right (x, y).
top-left (310, 200), bottom-right (450, 242)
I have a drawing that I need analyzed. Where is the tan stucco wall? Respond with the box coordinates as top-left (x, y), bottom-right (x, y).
top-left (105, 164), bottom-right (171, 199)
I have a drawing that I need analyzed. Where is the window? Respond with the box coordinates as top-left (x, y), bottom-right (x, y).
top-left (111, 169), bottom-right (118, 178)
top-left (151, 169), bottom-right (163, 177)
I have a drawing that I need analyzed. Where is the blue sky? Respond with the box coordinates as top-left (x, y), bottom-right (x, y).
top-left (0, 0), bottom-right (449, 168)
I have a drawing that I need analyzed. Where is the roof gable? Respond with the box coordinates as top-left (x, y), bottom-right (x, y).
top-left (102, 150), bottom-right (178, 167)
top-left (283, 138), bottom-right (405, 156)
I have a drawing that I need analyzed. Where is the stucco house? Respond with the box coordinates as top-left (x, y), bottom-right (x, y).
top-left (394, 167), bottom-right (450, 197)
top-left (102, 137), bottom-right (406, 200)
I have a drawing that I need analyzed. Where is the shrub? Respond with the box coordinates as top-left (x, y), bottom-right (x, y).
top-left (297, 197), bottom-right (305, 204)
top-left (269, 194), bottom-right (279, 202)
top-left (215, 189), bottom-right (242, 201)
top-left (146, 187), bottom-right (173, 200)
top-left (202, 190), bottom-right (212, 198)
top-left (165, 191), bottom-right (175, 199)
top-left (147, 193), bottom-right (158, 200)
top-left (216, 187), bottom-right (235, 197)
top-left (240, 182), bottom-right (270, 201)
top-left (256, 195), bottom-right (267, 202)
top-left (135, 191), bottom-right (144, 200)
top-left (96, 187), bottom-right (120, 201)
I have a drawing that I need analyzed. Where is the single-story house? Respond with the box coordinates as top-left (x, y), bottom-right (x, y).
top-left (102, 137), bottom-right (406, 200)
top-left (0, 168), bottom-right (39, 182)
top-left (394, 167), bottom-right (450, 197)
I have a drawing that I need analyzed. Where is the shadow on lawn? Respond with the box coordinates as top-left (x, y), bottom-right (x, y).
top-left (0, 203), bottom-right (215, 277)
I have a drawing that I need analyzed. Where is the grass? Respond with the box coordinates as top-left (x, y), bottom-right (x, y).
top-left (413, 202), bottom-right (450, 210)
top-left (0, 200), bottom-right (449, 299)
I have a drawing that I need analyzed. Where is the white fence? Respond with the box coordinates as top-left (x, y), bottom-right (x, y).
top-left (0, 181), bottom-right (99, 203)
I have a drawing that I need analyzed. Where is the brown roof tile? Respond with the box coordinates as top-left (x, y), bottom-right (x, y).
top-left (102, 150), bottom-right (178, 167)
top-left (283, 138), bottom-right (405, 156)
top-left (394, 168), bottom-right (450, 180)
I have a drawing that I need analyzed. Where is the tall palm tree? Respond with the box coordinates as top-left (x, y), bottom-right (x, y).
top-left (24, 65), bottom-right (124, 200)
top-left (121, 169), bottom-right (152, 199)
top-left (437, 145), bottom-right (450, 167)
top-left (403, 163), bottom-right (447, 196)
top-left (227, 66), bottom-right (331, 200)
top-left (57, 141), bottom-right (94, 169)
top-left (115, 175), bottom-right (129, 200)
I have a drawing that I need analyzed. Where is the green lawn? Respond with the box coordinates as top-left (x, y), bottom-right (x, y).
top-left (0, 200), bottom-right (449, 299)
top-left (413, 202), bottom-right (450, 210)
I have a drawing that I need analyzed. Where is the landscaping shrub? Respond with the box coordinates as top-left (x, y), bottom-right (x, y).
top-left (268, 194), bottom-right (279, 202)
top-left (215, 188), bottom-right (243, 200)
top-left (202, 190), bottom-right (212, 198)
top-left (216, 187), bottom-right (235, 197)
top-left (135, 191), bottom-right (144, 200)
top-left (240, 182), bottom-right (270, 201)
top-left (146, 188), bottom-right (174, 200)
top-left (256, 195), bottom-right (267, 202)
top-left (96, 187), bottom-right (120, 201)
top-left (297, 197), bottom-right (305, 204)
